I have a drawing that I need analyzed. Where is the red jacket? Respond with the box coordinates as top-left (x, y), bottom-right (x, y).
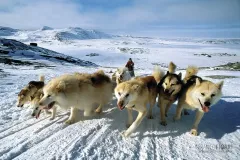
top-left (125, 60), bottom-right (134, 71)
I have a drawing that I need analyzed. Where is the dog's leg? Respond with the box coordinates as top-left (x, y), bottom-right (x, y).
top-left (50, 106), bottom-right (56, 120)
top-left (122, 109), bottom-right (147, 137)
top-left (95, 104), bottom-right (103, 114)
top-left (190, 110), bottom-right (204, 136)
top-left (44, 110), bottom-right (52, 115)
top-left (84, 107), bottom-right (95, 117)
top-left (160, 101), bottom-right (167, 126)
top-left (126, 108), bottom-right (133, 128)
top-left (165, 103), bottom-right (171, 117)
top-left (173, 101), bottom-right (184, 121)
top-left (147, 96), bottom-right (156, 119)
top-left (65, 107), bottom-right (78, 124)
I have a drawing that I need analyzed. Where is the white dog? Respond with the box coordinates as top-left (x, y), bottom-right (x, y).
top-left (115, 67), bottom-right (132, 85)
top-left (38, 70), bottom-right (113, 124)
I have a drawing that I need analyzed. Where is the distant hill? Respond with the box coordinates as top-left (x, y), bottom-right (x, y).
top-left (0, 26), bottom-right (112, 42)
top-left (0, 38), bottom-right (98, 67)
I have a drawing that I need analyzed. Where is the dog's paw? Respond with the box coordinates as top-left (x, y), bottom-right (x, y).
top-left (173, 116), bottom-right (180, 122)
top-left (95, 108), bottom-right (102, 114)
top-left (160, 121), bottom-right (167, 126)
top-left (49, 117), bottom-right (55, 120)
top-left (190, 129), bottom-right (198, 136)
top-left (147, 115), bottom-right (154, 119)
top-left (64, 119), bottom-right (74, 125)
top-left (120, 131), bottom-right (129, 138)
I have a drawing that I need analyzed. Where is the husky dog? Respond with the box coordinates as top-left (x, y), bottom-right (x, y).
top-left (115, 67), bottom-right (132, 85)
top-left (158, 62), bottom-right (183, 126)
top-left (17, 75), bottom-right (45, 108)
top-left (114, 68), bottom-right (162, 137)
top-left (174, 66), bottom-right (223, 136)
top-left (38, 70), bottom-right (113, 124)
top-left (17, 76), bottom-right (54, 118)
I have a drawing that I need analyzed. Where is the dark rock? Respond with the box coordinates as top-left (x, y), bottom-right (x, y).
top-left (30, 43), bottom-right (37, 46)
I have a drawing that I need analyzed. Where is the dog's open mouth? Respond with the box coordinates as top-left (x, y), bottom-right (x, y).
top-left (17, 104), bottom-right (24, 107)
top-left (198, 99), bottom-right (209, 113)
top-left (165, 89), bottom-right (175, 96)
top-left (117, 102), bottom-right (126, 110)
top-left (170, 90), bottom-right (175, 95)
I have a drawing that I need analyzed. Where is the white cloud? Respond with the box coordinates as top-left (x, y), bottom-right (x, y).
top-left (0, 0), bottom-right (93, 29)
top-left (0, 0), bottom-right (239, 35)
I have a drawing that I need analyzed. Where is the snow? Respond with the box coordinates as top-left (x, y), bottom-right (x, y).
top-left (0, 31), bottom-right (240, 159)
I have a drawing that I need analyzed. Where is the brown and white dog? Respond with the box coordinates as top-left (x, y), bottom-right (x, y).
top-left (174, 66), bottom-right (223, 136)
top-left (17, 76), bottom-right (45, 108)
top-left (114, 68), bottom-right (163, 137)
top-left (17, 76), bottom-right (53, 118)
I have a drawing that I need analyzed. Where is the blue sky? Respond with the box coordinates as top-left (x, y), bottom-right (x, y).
top-left (0, 0), bottom-right (239, 37)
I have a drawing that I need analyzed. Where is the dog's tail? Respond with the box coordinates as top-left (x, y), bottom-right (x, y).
top-left (153, 66), bottom-right (164, 83)
top-left (168, 61), bottom-right (176, 73)
top-left (94, 70), bottom-right (105, 75)
top-left (39, 75), bottom-right (45, 82)
top-left (183, 66), bottom-right (198, 82)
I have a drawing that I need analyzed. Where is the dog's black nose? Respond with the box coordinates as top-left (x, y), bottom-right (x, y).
top-left (165, 89), bottom-right (169, 93)
top-left (204, 101), bottom-right (211, 107)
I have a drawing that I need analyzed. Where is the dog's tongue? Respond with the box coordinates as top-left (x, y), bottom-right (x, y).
top-left (117, 104), bottom-right (124, 111)
top-left (202, 106), bottom-right (209, 113)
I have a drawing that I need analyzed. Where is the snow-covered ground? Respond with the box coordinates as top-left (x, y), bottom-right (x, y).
top-left (0, 33), bottom-right (240, 159)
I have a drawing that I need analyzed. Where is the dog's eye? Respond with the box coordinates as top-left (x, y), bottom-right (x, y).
top-left (165, 83), bottom-right (167, 85)
top-left (118, 92), bottom-right (121, 96)
top-left (211, 94), bottom-right (215, 97)
top-left (125, 94), bottom-right (129, 97)
top-left (35, 107), bottom-right (39, 110)
top-left (47, 95), bottom-right (51, 98)
top-left (201, 93), bottom-right (205, 96)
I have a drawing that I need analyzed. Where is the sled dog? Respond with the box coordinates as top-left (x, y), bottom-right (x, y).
top-left (38, 70), bottom-right (113, 124)
top-left (174, 66), bottom-right (223, 136)
top-left (158, 62), bottom-right (183, 126)
top-left (115, 68), bottom-right (162, 137)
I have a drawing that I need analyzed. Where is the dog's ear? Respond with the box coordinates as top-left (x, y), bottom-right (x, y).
top-left (28, 81), bottom-right (44, 89)
top-left (196, 78), bottom-right (201, 87)
top-left (178, 72), bottom-right (182, 79)
top-left (56, 81), bottom-right (66, 92)
top-left (132, 84), bottom-right (139, 91)
top-left (216, 81), bottom-right (224, 90)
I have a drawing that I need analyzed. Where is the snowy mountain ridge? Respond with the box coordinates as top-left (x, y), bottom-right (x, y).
top-left (0, 38), bottom-right (98, 67)
top-left (0, 26), bottom-right (112, 42)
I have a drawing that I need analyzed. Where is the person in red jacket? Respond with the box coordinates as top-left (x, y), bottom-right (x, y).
top-left (125, 58), bottom-right (135, 77)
